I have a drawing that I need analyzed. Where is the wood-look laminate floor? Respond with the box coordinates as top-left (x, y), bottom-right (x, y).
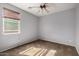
top-left (0, 40), bottom-right (78, 56)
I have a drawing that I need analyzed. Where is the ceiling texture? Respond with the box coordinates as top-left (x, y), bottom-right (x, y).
top-left (10, 3), bottom-right (76, 17)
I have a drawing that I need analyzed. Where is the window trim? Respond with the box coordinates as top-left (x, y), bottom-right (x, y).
top-left (2, 18), bottom-right (20, 35)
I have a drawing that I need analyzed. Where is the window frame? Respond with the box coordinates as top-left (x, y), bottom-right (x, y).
top-left (2, 8), bottom-right (21, 35)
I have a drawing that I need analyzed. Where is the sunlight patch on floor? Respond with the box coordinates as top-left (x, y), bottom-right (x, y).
top-left (19, 47), bottom-right (57, 56)
top-left (19, 47), bottom-right (42, 56)
top-left (19, 47), bottom-right (33, 54)
top-left (46, 50), bottom-right (56, 56)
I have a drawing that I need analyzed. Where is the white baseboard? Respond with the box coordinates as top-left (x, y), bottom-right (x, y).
top-left (39, 36), bottom-right (75, 47)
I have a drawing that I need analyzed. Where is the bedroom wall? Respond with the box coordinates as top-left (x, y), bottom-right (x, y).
top-left (39, 8), bottom-right (76, 46)
top-left (75, 4), bottom-right (79, 54)
top-left (0, 3), bottom-right (38, 52)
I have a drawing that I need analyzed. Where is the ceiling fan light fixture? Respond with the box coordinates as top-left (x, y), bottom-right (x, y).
top-left (27, 3), bottom-right (56, 16)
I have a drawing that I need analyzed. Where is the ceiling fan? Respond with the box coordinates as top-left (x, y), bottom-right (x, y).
top-left (28, 3), bottom-right (55, 14)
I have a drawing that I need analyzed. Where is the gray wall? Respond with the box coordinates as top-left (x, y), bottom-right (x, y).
top-left (39, 9), bottom-right (76, 46)
top-left (75, 4), bottom-right (79, 54)
top-left (0, 3), bottom-right (38, 52)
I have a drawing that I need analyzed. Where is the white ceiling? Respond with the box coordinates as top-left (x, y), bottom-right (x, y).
top-left (10, 3), bottom-right (76, 17)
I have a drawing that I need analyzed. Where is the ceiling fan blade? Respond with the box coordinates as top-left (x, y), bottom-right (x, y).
top-left (41, 8), bottom-right (44, 15)
top-left (37, 9), bottom-right (41, 14)
top-left (28, 6), bottom-right (40, 9)
top-left (44, 3), bottom-right (55, 6)
top-left (44, 8), bottom-right (49, 13)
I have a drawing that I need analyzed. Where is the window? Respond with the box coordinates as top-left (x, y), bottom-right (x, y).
top-left (3, 8), bottom-right (20, 34)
